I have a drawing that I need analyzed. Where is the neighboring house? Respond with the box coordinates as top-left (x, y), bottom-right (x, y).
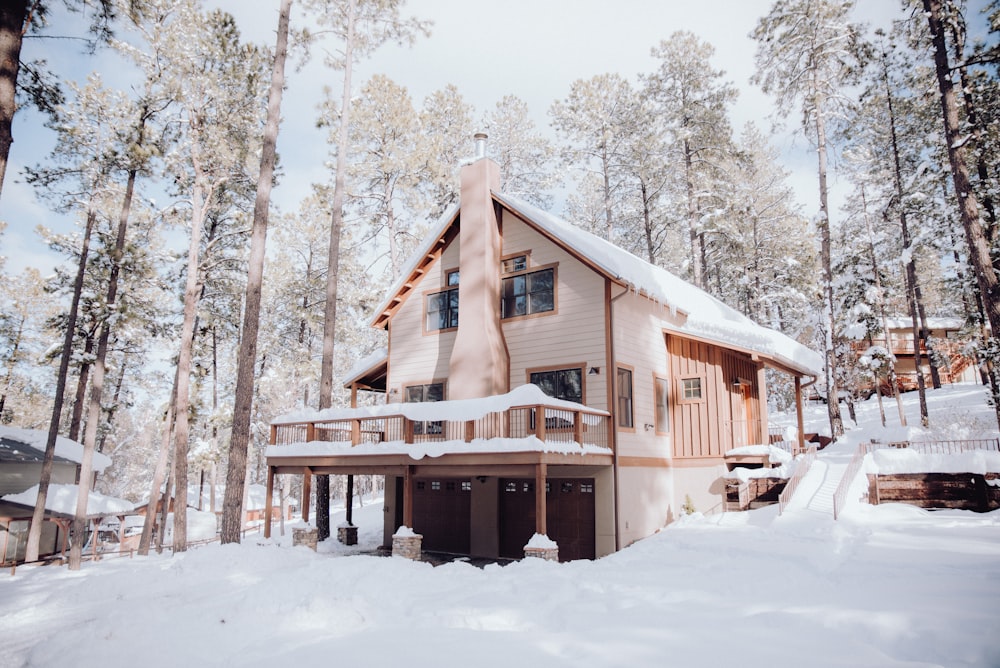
top-left (854, 317), bottom-right (978, 393)
top-left (265, 141), bottom-right (823, 561)
top-left (0, 426), bottom-right (117, 563)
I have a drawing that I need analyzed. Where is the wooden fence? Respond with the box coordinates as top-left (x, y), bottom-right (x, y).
top-left (832, 437), bottom-right (1000, 519)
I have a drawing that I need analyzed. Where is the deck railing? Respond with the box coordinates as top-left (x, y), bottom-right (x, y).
top-left (778, 445), bottom-right (817, 515)
top-left (271, 404), bottom-right (611, 451)
top-left (832, 437), bottom-right (1000, 519)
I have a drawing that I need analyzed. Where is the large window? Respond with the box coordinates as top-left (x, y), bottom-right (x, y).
top-left (529, 367), bottom-right (582, 404)
top-left (405, 382), bottom-right (444, 435)
top-left (654, 376), bottom-right (670, 433)
top-left (426, 270), bottom-right (459, 331)
top-left (617, 367), bottom-right (634, 429)
top-left (502, 268), bottom-right (554, 319)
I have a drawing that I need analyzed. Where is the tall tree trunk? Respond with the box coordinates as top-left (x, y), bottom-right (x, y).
top-left (880, 45), bottom-right (930, 424)
top-left (98, 353), bottom-right (127, 453)
top-left (24, 207), bottom-right (96, 563)
top-left (0, 0), bottom-right (26, 198)
top-left (139, 372), bottom-right (177, 556)
top-left (70, 138), bottom-right (143, 570)
top-left (68, 333), bottom-right (95, 442)
top-left (813, 98), bottom-right (844, 439)
top-left (923, 0), bottom-right (1000, 428)
top-left (682, 137), bottom-right (703, 289)
top-left (221, 0), bottom-right (290, 544)
top-left (317, 0), bottom-right (358, 542)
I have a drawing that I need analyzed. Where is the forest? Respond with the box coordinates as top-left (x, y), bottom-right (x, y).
top-left (0, 0), bottom-right (997, 566)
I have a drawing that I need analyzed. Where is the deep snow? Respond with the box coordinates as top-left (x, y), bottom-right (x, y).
top-left (2, 384), bottom-right (999, 668)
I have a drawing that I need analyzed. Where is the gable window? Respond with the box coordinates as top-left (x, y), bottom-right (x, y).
top-left (654, 376), bottom-right (670, 433)
top-left (529, 367), bottom-right (583, 404)
top-left (679, 376), bottom-right (704, 403)
top-left (502, 255), bottom-right (527, 273)
top-left (502, 268), bottom-right (554, 319)
top-left (617, 367), bottom-right (634, 429)
top-left (405, 382), bottom-right (443, 435)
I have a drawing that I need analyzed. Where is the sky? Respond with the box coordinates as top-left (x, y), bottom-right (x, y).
top-left (2, 382), bottom-right (999, 667)
top-left (1, 0), bottom-right (946, 279)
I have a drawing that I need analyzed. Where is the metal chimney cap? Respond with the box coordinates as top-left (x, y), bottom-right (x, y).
top-left (474, 132), bottom-right (488, 159)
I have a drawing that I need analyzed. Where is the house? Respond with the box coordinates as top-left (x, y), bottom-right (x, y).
top-left (264, 137), bottom-right (823, 561)
top-left (0, 426), bottom-right (119, 563)
top-left (853, 317), bottom-right (978, 394)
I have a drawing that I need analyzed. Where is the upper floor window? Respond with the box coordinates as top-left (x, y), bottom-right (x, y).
top-left (502, 268), bottom-right (554, 319)
top-left (529, 367), bottom-right (582, 404)
top-left (502, 255), bottom-right (527, 273)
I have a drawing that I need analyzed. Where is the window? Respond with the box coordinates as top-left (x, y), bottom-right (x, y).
top-left (405, 382), bottom-right (443, 435)
top-left (502, 268), bottom-right (554, 318)
top-left (680, 377), bottom-right (704, 402)
top-left (502, 255), bottom-right (527, 273)
top-left (654, 376), bottom-right (670, 433)
top-left (529, 368), bottom-right (582, 404)
top-left (617, 367), bottom-right (634, 429)
top-left (426, 288), bottom-right (458, 331)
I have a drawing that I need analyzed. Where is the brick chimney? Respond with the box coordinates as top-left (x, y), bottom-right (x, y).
top-left (448, 134), bottom-right (509, 399)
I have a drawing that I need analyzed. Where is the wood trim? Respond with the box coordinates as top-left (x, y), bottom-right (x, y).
top-left (618, 456), bottom-right (672, 468)
top-left (499, 262), bottom-right (559, 323)
top-left (615, 363), bottom-right (636, 432)
top-left (653, 373), bottom-right (670, 435)
top-left (525, 362), bottom-right (587, 405)
top-left (671, 456), bottom-right (726, 468)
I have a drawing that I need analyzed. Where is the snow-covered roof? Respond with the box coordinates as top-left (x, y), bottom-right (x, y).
top-left (2, 483), bottom-right (133, 517)
top-left (367, 189), bottom-right (821, 377)
top-left (495, 193), bottom-right (823, 376)
top-left (273, 383), bottom-right (608, 425)
top-left (0, 426), bottom-right (112, 472)
top-left (883, 317), bottom-right (965, 331)
top-left (342, 346), bottom-right (389, 387)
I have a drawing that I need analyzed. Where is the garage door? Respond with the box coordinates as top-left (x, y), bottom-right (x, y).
top-left (412, 478), bottom-right (471, 555)
top-left (499, 478), bottom-right (595, 561)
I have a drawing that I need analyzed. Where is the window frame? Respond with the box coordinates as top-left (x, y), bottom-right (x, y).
top-left (403, 381), bottom-right (445, 435)
top-left (653, 374), bottom-right (670, 434)
top-left (677, 376), bottom-right (706, 404)
top-left (616, 365), bottom-right (635, 430)
top-left (526, 365), bottom-right (585, 432)
top-left (501, 263), bottom-right (558, 321)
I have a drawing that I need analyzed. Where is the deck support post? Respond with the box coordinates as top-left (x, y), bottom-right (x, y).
top-left (403, 465), bottom-right (414, 529)
top-left (302, 467), bottom-right (312, 523)
top-left (535, 463), bottom-right (547, 537)
top-left (264, 465), bottom-right (275, 539)
top-left (345, 474), bottom-right (354, 526)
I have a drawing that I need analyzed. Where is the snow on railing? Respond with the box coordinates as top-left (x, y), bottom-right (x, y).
top-left (832, 438), bottom-right (1000, 519)
top-left (270, 404), bottom-right (611, 451)
top-left (778, 445), bottom-right (817, 515)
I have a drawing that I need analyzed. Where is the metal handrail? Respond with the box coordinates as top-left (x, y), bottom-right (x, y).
top-left (778, 446), bottom-right (817, 515)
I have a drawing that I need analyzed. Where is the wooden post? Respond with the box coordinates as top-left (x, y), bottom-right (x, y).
top-left (535, 463), bottom-right (547, 536)
top-left (351, 418), bottom-right (361, 446)
top-left (301, 467), bottom-right (312, 523)
top-left (269, 423), bottom-right (277, 445)
top-left (465, 420), bottom-right (475, 443)
top-left (535, 406), bottom-right (546, 441)
top-left (403, 465), bottom-right (414, 528)
top-left (573, 410), bottom-right (583, 445)
top-left (306, 422), bottom-right (316, 443)
top-left (795, 377), bottom-right (806, 452)
top-left (403, 417), bottom-right (414, 443)
top-left (264, 465), bottom-right (275, 539)
top-left (346, 474), bottom-right (354, 526)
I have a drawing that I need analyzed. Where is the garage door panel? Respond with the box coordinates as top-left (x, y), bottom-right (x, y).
top-left (413, 478), bottom-right (471, 554)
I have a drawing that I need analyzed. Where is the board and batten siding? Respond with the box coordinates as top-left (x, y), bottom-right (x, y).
top-left (667, 335), bottom-right (766, 458)
top-left (499, 211), bottom-right (609, 413)
top-left (387, 236), bottom-right (460, 397)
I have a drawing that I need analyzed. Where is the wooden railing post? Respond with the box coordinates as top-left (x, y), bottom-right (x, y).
top-left (465, 420), bottom-right (475, 443)
top-left (573, 410), bottom-right (583, 446)
top-left (535, 406), bottom-right (546, 441)
top-left (306, 422), bottom-right (316, 443)
top-left (403, 417), bottom-right (414, 443)
top-left (351, 418), bottom-right (361, 446)
top-left (269, 424), bottom-right (277, 445)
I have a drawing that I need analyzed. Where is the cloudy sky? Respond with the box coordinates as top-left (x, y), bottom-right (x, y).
top-left (1, 0), bottom-right (978, 276)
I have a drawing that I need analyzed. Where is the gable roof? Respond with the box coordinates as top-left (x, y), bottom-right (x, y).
top-left (0, 426), bottom-right (113, 472)
top-left (369, 190), bottom-right (823, 377)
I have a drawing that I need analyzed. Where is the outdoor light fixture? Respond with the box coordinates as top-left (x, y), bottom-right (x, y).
top-left (588, 367), bottom-right (600, 375)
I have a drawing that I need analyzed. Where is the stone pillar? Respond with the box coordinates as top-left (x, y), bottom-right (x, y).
top-left (392, 526), bottom-right (422, 560)
top-left (523, 533), bottom-right (558, 562)
top-left (292, 527), bottom-right (318, 551)
top-left (337, 524), bottom-right (358, 546)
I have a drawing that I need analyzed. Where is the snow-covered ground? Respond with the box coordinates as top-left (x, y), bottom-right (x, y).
top-left (2, 384), bottom-right (999, 667)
